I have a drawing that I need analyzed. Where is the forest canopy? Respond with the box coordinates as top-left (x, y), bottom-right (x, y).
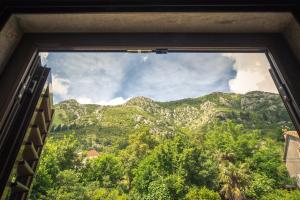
top-left (29, 92), bottom-right (299, 200)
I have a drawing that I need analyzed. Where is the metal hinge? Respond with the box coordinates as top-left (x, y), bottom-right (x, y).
top-left (28, 80), bottom-right (38, 94)
top-left (269, 67), bottom-right (300, 131)
top-left (17, 75), bottom-right (31, 100)
top-left (17, 76), bottom-right (39, 100)
top-left (278, 84), bottom-right (291, 103)
top-left (269, 68), bottom-right (291, 103)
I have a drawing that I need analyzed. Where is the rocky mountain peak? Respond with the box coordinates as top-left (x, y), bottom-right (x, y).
top-left (125, 96), bottom-right (154, 106)
top-left (58, 99), bottom-right (80, 106)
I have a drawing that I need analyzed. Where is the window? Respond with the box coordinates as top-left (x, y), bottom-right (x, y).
top-left (1, 33), bottom-right (300, 200)
top-left (25, 51), bottom-right (298, 199)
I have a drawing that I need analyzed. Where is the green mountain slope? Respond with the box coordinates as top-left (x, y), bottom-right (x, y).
top-left (50, 91), bottom-right (293, 153)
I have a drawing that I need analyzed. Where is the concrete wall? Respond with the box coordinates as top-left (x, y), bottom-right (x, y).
top-left (286, 136), bottom-right (300, 178)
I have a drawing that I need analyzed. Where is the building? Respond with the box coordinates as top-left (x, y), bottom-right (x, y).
top-left (284, 131), bottom-right (300, 188)
top-left (86, 149), bottom-right (100, 159)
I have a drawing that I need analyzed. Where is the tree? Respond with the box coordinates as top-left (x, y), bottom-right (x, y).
top-left (219, 161), bottom-right (250, 200)
top-left (46, 170), bottom-right (88, 200)
top-left (132, 134), bottom-right (219, 199)
top-left (144, 178), bottom-right (173, 200)
top-left (185, 187), bottom-right (221, 200)
top-left (84, 154), bottom-right (124, 188)
top-left (261, 189), bottom-right (300, 200)
top-left (119, 126), bottom-right (158, 190)
top-left (85, 182), bottom-right (128, 200)
top-left (55, 135), bottom-right (80, 170)
top-left (30, 163), bottom-right (54, 200)
top-left (30, 135), bottom-right (80, 199)
top-left (204, 120), bottom-right (260, 163)
top-left (245, 173), bottom-right (275, 199)
top-left (249, 139), bottom-right (292, 187)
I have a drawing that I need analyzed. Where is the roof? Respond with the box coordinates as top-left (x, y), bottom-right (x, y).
top-left (86, 149), bottom-right (100, 158)
top-left (284, 131), bottom-right (300, 139)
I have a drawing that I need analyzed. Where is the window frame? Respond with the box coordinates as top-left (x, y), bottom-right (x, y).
top-left (0, 32), bottom-right (300, 195)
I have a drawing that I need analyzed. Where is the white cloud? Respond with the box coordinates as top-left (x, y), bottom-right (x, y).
top-left (48, 53), bottom-right (130, 103)
top-left (223, 53), bottom-right (278, 94)
top-left (52, 74), bottom-right (70, 99)
top-left (142, 55), bottom-right (149, 62)
top-left (122, 53), bottom-right (235, 101)
top-left (77, 97), bottom-right (93, 104)
top-left (97, 97), bottom-right (130, 105)
top-left (76, 96), bottom-right (129, 105)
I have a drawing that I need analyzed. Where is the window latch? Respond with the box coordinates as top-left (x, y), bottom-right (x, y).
top-left (126, 49), bottom-right (168, 54)
top-left (155, 49), bottom-right (168, 54)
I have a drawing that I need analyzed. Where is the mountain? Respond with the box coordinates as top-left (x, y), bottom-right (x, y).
top-left (50, 91), bottom-right (293, 153)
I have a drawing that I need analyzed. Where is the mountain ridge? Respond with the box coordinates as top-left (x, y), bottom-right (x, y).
top-left (56, 91), bottom-right (277, 106)
top-left (51, 91), bottom-right (292, 152)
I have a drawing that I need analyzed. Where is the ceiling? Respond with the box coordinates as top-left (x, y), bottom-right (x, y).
top-left (16, 12), bottom-right (293, 33)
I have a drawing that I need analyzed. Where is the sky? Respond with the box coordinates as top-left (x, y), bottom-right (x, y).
top-left (40, 52), bottom-right (277, 105)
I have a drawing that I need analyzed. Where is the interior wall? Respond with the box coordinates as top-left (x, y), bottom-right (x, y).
top-left (0, 16), bottom-right (23, 75)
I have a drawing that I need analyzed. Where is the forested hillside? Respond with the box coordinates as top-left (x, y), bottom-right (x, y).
top-left (29, 91), bottom-right (300, 200)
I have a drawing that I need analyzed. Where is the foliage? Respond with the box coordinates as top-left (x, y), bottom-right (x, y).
top-left (119, 126), bottom-right (158, 190)
top-left (46, 170), bottom-right (88, 200)
top-left (85, 182), bottom-right (128, 200)
top-left (261, 189), bottom-right (300, 200)
top-left (218, 161), bottom-right (250, 200)
top-left (245, 173), bottom-right (275, 199)
top-left (185, 187), bottom-right (221, 200)
top-left (83, 154), bottom-right (124, 188)
top-left (30, 135), bottom-right (79, 199)
top-left (132, 134), bottom-right (219, 199)
top-left (29, 92), bottom-right (298, 200)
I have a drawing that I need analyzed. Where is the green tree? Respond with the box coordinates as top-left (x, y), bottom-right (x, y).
top-left (219, 161), bottom-right (250, 200)
top-left (46, 170), bottom-right (88, 200)
top-left (185, 187), bottom-right (221, 200)
top-left (132, 134), bottom-right (218, 199)
top-left (30, 135), bottom-right (80, 199)
top-left (245, 173), bottom-right (275, 199)
top-left (249, 139), bottom-right (291, 187)
top-left (84, 154), bottom-right (124, 188)
top-left (119, 126), bottom-right (158, 190)
top-left (144, 178), bottom-right (173, 200)
top-left (261, 189), bottom-right (300, 200)
top-left (86, 182), bottom-right (128, 200)
top-left (55, 135), bottom-right (80, 170)
top-left (30, 163), bottom-right (54, 200)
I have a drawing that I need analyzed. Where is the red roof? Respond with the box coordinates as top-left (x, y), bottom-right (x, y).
top-left (86, 149), bottom-right (100, 158)
top-left (284, 131), bottom-right (300, 139)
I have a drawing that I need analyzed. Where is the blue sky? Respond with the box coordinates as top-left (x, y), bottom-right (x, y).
top-left (41, 52), bottom-right (277, 105)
